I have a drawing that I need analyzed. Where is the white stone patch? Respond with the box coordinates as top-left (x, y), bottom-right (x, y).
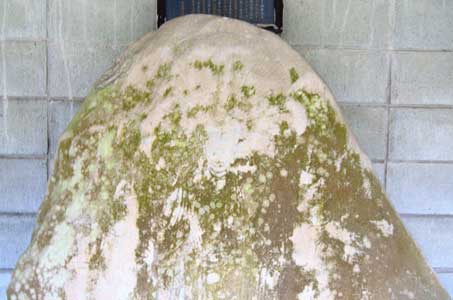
top-left (370, 219), bottom-right (394, 237)
top-left (280, 168), bottom-right (288, 177)
top-left (285, 99), bottom-right (308, 135)
top-left (297, 200), bottom-right (310, 213)
top-left (290, 224), bottom-right (334, 300)
top-left (299, 170), bottom-right (314, 187)
top-left (143, 241), bottom-right (156, 268)
top-left (64, 197), bottom-right (87, 224)
top-left (362, 175), bottom-right (372, 199)
top-left (163, 188), bottom-right (183, 217)
top-left (64, 234), bottom-right (90, 298)
top-left (207, 273), bottom-right (220, 285)
top-left (216, 178), bottom-right (226, 190)
top-left (168, 207), bottom-right (204, 259)
top-left (400, 289), bottom-right (415, 299)
top-left (298, 283), bottom-right (316, 300)
top-left (305, 178), bottom-right (324, 203)
top-left (297, 177), bottom-right (325, 214)
top-left (156, 157), bottom-right (166, 171)
top-left (229, 161), bottom-right (257, 175)
top-left (325, 221), bottom-right (362, 264)
top-left (39, 222), bottom-right (75, 269)
top-left (259, 268), bottom-right (279, 290)
top-left (309, 206), bottom-right (320, 226)
top-left (363, 236), bottom-right (372, 249)
top-left (334, 153), bottom-right (346, 172)
top-left (92, 183), bottom-right (139, 300)
top-left (201, 114), bottom-right (279, 176)
top-left (193, 157), bottom-right (206, 183)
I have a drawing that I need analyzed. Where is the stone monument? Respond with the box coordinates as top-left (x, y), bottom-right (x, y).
top-left (7, 15), bottom-right (448, 300)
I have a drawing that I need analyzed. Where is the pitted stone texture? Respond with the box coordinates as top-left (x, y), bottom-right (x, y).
top-left (8, 15), bottom-right (448, 300)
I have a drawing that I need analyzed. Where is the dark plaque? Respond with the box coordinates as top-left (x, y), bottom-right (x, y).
top-left (158, 0), bottom-right (283, 33)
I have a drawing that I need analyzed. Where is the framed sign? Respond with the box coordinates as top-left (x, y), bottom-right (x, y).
top-left (157, 0), bottom-right (283, 33)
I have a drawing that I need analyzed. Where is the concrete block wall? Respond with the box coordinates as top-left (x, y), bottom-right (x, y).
top-left (0, 0), bottom-right (452, 297)
top-left (284, 0), bottom-right (453, 295)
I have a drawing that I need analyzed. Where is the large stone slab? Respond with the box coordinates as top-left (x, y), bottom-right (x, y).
top-left (7, 15), bottom-right (448, 300)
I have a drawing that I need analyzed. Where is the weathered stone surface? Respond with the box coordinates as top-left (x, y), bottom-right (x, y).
top-left (8, 15), bottom-right (448, 300)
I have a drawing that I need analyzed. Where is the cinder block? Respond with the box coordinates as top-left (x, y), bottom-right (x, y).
top-left (394, 0), bottom-right (453, 50)
top-left (49, 100), bottom-right (83, 158)
top-left (389, 108), bottom-right (453, 161)
top-left (388, 162), bottom-right (453, 215)
top-left (322, 0), bottom-right (393, 49)
top-left (0, 41), bottom-right (46, 97)
top-left (284, 0), bottom-right (393, 48)
top-left (437, 273), bottom-right (453, 298)
top-left (298, 49), bottom-right (389, 103)
top-left (0, 271), bottom-right (12, 300)
top-left (283, 0), bottom-right (325, 46)
top-left (0, 159), bottom-right (47, 213)
top-left (0, 215), bottom-right (35, 269)
top-left (402, 216), bottom-right (453, 268)
top-left (372, 162), bottom-right (385, 186)
top-left (48, 41), bottom-right (126, 98)
top-left (48, 0), bottom-right (156, 44)
top-left (0, 0), bottom-right (46, 40)
top-left (0, 99), bottom-right (47, 156)
top-left (340, 105), bottom-right (387, 160)
top-left (392, 52), bottom-right (453, 105)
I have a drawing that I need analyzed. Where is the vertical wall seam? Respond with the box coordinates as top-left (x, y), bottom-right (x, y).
top-left (384, 52), bottom-right (392, 191)
top-left (45, 0), bottom-right (51, 180)
top-left (1, 0), bottom-right (9, 140)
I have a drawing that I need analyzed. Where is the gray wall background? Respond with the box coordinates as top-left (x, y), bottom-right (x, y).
top-left (0, 0), bottom-right (452, 297)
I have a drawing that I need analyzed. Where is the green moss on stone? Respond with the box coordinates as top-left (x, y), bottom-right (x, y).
top-left (56, 138), bottom-right (74, 180)
top-left (116, 122), bottom-right (141, 160)
top-left (224, 95), bottom-right (238, 111)
top-left (232, 60), bottom-right (244, 71)
top-left (267, 93), bottom-right (287, 111)
top-left (97, 129), bottom-right (115, 159)
top-left (145, 79), bottom-right (155, 91)
top-left (156, 63), bottom-right (172, 80)
top-left (187, 104), bottom-right (213, 118)
top-left (240, 85), bottom-right (256, 98)
top-left (88, 238), bottom-right (106, 271)
top-left (163, 86), bottom-right (173, 98)
top-left (193, 59), bottom-right (225, 75)
top-left (290, 67), bottom-right (299, 84)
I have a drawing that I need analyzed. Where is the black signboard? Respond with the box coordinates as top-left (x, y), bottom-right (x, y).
top-left (158, 0), bottom-right (283, 33)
